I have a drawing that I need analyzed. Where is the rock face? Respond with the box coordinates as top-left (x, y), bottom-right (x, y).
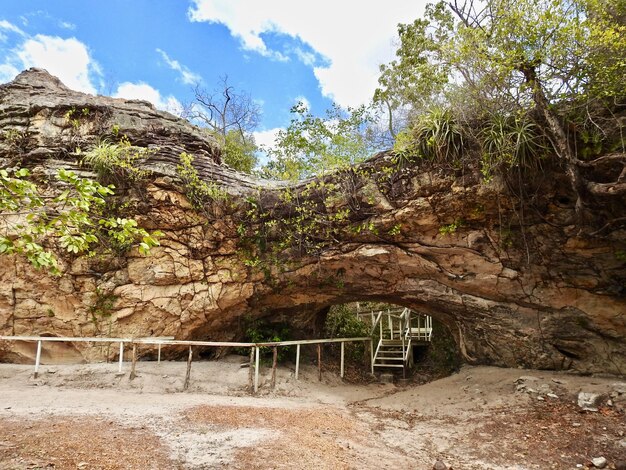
top-left (0, 69), bottom-right (625, 374)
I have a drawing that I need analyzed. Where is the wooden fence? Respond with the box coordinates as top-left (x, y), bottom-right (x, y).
top-left (0, 335), bottom-right (373, 393)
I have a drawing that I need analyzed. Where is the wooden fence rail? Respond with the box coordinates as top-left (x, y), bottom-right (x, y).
top-left (0, 335), bottom-right (372, 394)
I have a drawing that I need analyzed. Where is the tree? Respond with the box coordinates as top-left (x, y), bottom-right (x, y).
top-left (379, 0), bottom-right (625, 116)
top-left (261, 102), bottom-right (377, 181)
top-left (377, 0), bottom-right (626, 219)
top-left (185, 76), bottom-right (261, 173)
top-left (374, 5), bottom-right (451, 128)
top-left (223, 130), bottom-right (258, 174)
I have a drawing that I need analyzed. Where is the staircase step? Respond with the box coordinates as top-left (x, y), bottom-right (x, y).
top-left (375, 357), bottom-right (405, 361)
top-left (373, 364), bottom-right (404, 368)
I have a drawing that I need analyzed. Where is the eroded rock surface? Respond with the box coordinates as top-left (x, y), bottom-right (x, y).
top-left (0, 69), bottom-right (624, 374)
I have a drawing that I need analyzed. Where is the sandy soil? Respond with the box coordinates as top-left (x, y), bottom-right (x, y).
top-left (0, 356), bottom-right (624, 469)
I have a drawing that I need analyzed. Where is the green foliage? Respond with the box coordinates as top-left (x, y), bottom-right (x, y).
top-left (261, 102), bottom-right (376, 181)
top-left (82, 136), bottom-right (154, 184)
top-left (0, 167), bottom-right (161, 275)
top-left (426, 319), bottom-right (461, 374)
top-left (176, 152), bottom-right (229, 209)
top-left (375, 3), bottom-right (451, 114)
top-left (236, 175), bottom-right (372, 266)
top-left (236, 160), bottom-right (412, 268)
top-left (387, 224), bottom-right (402, 236)
top-left (2, 129), bottom-right (31, 155)
top-left (392, 128), bottom-right (421, 167)
top-left (381, 0), bottom-right (625, 112)
top-left (89, 288), bottom-right (118, 320)
top-left (223, 130), bottom-right (258, 174)
top-left (65, 107), bottom-right (85, 129)
top-left (480, 113), bottom-right (547, 180)
top-left (324, 304), bottom-right (371, 362)
top-left (350, 220), bottom-right (379, 236)
top-left (392, 107), bottom-right (465, 166)
top-left (325, 304), bottom-right (370, 339)
top-left (439, 219), bottom-right (464, 235)
top-left (411, 107), bottom-right (464, 162)
top-left (244, 320), bottom-right (289, 344)
top-left (378, 0), bottom-right (625, 172)
top-left (240, 316), bottom-right (292, 362)
top-left (87, 287), bottom-right (119, 334)
top-left (99, 218), bottom-right (162, 255)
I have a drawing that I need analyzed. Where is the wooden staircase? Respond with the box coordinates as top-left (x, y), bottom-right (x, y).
top-left (358, 307), bottom-right (433, 376)
top-left (373, 339), bottom-right (407, 369)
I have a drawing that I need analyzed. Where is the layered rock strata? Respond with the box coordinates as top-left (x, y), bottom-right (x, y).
top-left (0, 69), bottom-right (624, 374)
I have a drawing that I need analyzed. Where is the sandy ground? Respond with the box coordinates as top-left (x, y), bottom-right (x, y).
top-left (0, 355), bottom-right (624, 470)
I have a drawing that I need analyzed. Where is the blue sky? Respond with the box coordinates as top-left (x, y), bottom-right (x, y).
top-left (0, 1), bottom-right (425, 147)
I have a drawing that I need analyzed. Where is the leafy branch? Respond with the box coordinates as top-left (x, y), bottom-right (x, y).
top-left (0, 167), bottom-right (161, 275)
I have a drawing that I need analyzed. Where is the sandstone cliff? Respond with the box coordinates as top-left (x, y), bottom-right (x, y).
top-left (0, 69), bottom-right (624, 374)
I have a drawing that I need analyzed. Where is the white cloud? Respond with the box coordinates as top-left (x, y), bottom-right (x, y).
top-left (156, 48), bottom-right (202, 85)
top-left (0, 63), bottom-right (19, 83)
top-left (293, 47), bottom-right (317, 67)
top-left (0, 20), bottom-right (25, 43)
top-left (59, 21), bottom-right (76, 31)
top-left (188, 0), bottom-right (427, 108)
top-left (253, 127), bottom-right (282, 149)
top-left (114, 82), bottom-right (183, 115)
top-left (0, 20), bottom-right (25, 37)
top-left (8, 35), bottom-right (101, 94)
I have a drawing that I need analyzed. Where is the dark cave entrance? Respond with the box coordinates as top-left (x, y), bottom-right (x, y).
top-left (329, 301), bottom-right (462, 378)
top-left (243, 299), bottom-right (462, 381)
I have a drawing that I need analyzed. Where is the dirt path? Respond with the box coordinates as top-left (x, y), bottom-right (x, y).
top-left (0, 360), bottom-right (624, 469)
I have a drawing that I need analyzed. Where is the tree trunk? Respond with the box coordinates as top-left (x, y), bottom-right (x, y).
top-left (520, 64), bottom-right (590, 223)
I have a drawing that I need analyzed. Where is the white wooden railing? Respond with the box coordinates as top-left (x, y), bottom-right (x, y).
top-left (357, 307), bottom-right (433, 373)
top-left (0, 334), bottom-right (372, 394)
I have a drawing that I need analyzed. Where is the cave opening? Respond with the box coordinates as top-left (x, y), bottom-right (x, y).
top-left (327, 301), bottom-right (462, 380)
top-left (238, 299), bottom-right (463, 382)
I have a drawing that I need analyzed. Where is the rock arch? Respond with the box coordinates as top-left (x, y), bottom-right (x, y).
top-left (0, 69), bottom-right (624, 375)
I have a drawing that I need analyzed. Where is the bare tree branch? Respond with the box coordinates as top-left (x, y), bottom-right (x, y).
top-left (187, 76), bottom-right (261, 147)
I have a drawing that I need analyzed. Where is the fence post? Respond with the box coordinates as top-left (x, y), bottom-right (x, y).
top-left (184, 346), bottom-right (193, 390)
top-left (317, 344), bottom-right (322, 382)
top-left (129, 343), bottom-right (137, 380)
top-left (295, 344), bottom-right (301, 380)
top-left (34, 340), bottom-right (42, 378)
top-left (254, 346), bottom-right (260, 393)
top-left (157, 343), bottom-right (162, 364)
top-left (340, 341), bottom-right (345, 379)
top-left (118, 342), bottom-right (124, 374)
top-left (271, 347), bottom-right (278, 389)
top-left (370, 338), bottom-right (374, 375)
top-left (248, 347), bottom-right (254, 392)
